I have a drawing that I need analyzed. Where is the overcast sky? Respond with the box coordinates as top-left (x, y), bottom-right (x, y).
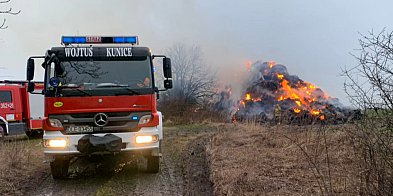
top-left (1, 0), bottom-right (393, 105)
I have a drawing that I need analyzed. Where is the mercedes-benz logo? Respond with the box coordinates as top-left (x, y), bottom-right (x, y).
top-left (94, 113), bottom-right (108, 127)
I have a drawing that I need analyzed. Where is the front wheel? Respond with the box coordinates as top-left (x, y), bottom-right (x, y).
top-left (50, 158), bottom-right (70, 179)
top-left (146, 155), bottom-right (160, 173)
top-left (25, 130), bottom-right (43, 139)
top-left (0, 125), bottom-right (5, 141)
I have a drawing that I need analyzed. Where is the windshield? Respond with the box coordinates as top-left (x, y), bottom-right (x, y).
top-left (46, 56), bottom-right (153, 96)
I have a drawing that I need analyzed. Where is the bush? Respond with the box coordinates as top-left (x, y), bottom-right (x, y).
top-left (343, 29), bottom-right (393, 195)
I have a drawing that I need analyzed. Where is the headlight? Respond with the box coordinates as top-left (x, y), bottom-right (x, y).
top-left (138, 115), bottom-right (151, 125)
top-left (43, 139), bottom-right (67, 148)
top-left (135, 135), bottom-right (158, 144)
top-left (49, 119), bottom-right (63, 128)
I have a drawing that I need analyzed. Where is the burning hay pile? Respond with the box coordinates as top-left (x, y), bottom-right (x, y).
top-left (233, 61), bottom-right (361, 124)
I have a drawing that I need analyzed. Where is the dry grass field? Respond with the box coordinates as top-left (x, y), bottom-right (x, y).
top-left (206, 123), bottom-right (359, 195)
top-left (0, 137), bottom-right (47, 195)
top-left (0, 123), bottom-right (371, 195)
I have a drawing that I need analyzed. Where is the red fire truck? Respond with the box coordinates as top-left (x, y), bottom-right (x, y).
top-left (26, 36), bottom-right (172, 179)
top-left (0, 80), bottom-right (44, 138)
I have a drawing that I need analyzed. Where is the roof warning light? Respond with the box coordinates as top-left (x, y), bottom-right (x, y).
top-left (61, 36), bottom-right (138, 45)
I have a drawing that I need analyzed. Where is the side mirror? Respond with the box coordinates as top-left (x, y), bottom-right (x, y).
top-left (163, 57), bottom-right (172, 78)
top-left (27, 82), bottom-right (35, 93)
top-left (55, 63), bottom-right (65, 76)
top-left (26, 58), bottom-right (35, 81)
top-left (164, 79), bottom-right (173, 89)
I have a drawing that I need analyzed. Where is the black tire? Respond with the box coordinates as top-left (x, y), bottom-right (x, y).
top-left (50, 158), bottom-right (70, 179)
top-left (146, 155), bottom-right (160, 173)
top-left (25, 130), bottom-right (43, 139)
top-left (0, 125), bottom-right (5, 141)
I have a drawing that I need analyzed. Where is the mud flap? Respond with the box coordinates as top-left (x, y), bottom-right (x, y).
top-left (77, 134), bottom-right (122, 154)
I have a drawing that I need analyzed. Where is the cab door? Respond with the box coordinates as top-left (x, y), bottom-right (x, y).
top-left (0, 87), bottom-right (24, 134)
top-left (0, 89), bottom-right (15, 121)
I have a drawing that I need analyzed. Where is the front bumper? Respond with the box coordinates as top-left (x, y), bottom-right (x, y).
top-left (43, 126), bottom-right (160, 156)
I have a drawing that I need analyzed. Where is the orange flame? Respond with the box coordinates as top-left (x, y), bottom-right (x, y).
top-left (244, 93), bottom-right (263, 102)
top-left (245, 93), bottom-right (251, 101)
top-left (252, 98), bottom-right (262, 102)
top-left (239, 61), bottom-right (333, 121)
top-left (267, 61), bottom-right (276, 69)
top-left (276, 78), bottom-right (330, 115)
top-left (310, 110), bottom-right (320, 115)
top-left (245, 60), bottom-right (252, 70)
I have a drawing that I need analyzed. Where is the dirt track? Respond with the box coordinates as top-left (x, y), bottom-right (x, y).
top-left (29, 153), bottom-right (183, 196)
top-left (3, 125), bottom-right (214, 196)
top-left (1, 123), bottom-right (361, 195)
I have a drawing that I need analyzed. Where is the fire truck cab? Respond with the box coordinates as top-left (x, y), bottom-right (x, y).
top-left (26, 36), bottom-right (172, 179)
top-left (0, 80), bottom-right (44, 138)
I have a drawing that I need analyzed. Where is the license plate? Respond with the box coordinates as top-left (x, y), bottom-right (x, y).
top-left (66, 126), bottom-right (94, 133)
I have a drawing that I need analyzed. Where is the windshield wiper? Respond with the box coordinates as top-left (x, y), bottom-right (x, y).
top-left (58, 85), bottom-right (92, 96)
top-left (95, 83), bottom-right (129, 88)
top-left (117, 87), bottom-right (140, 95)
top-left (96, 83), bottom-right (140, 95)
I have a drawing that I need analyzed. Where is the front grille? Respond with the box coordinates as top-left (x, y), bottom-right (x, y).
top-left (70, 112), bottom-right (131, 118)
top-left (49, 111), bottom-right (151, 135)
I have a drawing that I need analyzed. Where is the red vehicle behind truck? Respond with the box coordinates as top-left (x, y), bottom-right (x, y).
top-left (0, 80), bottom-right (44, 138)
top-left (26, 36), bottom-right (172, 179)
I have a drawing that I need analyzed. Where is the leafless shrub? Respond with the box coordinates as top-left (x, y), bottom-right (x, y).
top-left (0, 0), bottom-right (20, 29)
top-left (158, 43), bottom-right (218, 123)
top-left (207, 123), bottom-right (357, 195)
top-left (342, 29), bottom-right (393, 195)
top-left (1, 138), bottom-right (31, 169)
top-left (282, 124), bottom-right (334, 196)
top-left (0, 138), bottom-right (33, 195)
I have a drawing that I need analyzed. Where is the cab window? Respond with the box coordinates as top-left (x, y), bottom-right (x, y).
top-left (0, 90), bottom-right (12, 102)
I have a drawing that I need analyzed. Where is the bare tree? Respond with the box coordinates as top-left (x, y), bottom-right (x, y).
top-left (165, 43), bottom-right (216, 104)
top-left (342, 29), bottom-right (393, 195)
top-left (344, 29), bottom-right (393, 110)
top-left (158, 43), bottom-right (217, 120)
top-left (0, 0), bottom-right (20, 29)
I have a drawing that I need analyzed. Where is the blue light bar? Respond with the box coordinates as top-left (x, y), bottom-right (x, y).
top-left (61, 36), bottom-right (138, 45)
top-left (113, 36), bottom-right (138, 44)
top-left (62, 36), bottom-right (87, 44)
